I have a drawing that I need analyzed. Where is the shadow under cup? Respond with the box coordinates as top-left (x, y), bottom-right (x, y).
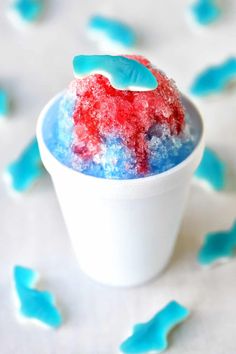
top-left (37, 93), bottom-right (204, 287)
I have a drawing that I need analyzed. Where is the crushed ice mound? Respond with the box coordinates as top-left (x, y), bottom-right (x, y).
top-left (49, 55), bottom-right (197, 179)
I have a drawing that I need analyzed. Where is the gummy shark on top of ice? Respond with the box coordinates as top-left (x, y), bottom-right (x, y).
top-left (47, 55), bottom-right (197, 179)
top-left (73, 55), bottom-right (158, 91)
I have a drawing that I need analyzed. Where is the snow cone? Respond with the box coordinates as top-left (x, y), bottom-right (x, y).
top-left (37, 55), bottom-right (204, 286)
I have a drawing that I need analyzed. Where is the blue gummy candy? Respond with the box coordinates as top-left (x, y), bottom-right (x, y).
top-left (190, 57), bottom-right (236, 96)
top-left (195, 147), bottom-right (226, 191)
top-left (6, 137), bottom-right (44, 192)
top-left (191, 0), bottom-right (221, 25)
top-left (12, 0), bottom-right (43, 22)
top-left (14, 266), bottom-right (62, 328)
top-left (73, 55), bottom-right (158, 91)
top-left (120, 301), bottom-right (189, 353)
top-left (0, 89), bottom-right (10, 118)
top-left (198, 222), bottom-right (236, 265)
top-left (88, 15), bottom-right (136, 49)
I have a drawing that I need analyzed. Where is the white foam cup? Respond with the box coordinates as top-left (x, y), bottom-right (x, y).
top-left (37, 93), bottom-right (204, 287)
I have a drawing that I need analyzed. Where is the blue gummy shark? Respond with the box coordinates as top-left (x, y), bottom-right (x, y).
top-left (73, 55), bottom-right (158, 91)
top-left (190, 57), bottom-right (236, 96)
top-left (120, 301), bottom-right (189, 353)
top-left (0, 89), bottom-right (10, 118)
top-left (190, 0), bottom-right (221, 25)
top-left (88, 15), bottom-right (136, 49)
top-left (198, 222), bottom-right (236, 265)
top-left (12, 0), bottom-right (43, 22)
top-left (5, 137), bottom-right (45, 192)
top-left (195, 147), bottom-right (226, 191)
top-left (14, 266), bottom-right (62, 328)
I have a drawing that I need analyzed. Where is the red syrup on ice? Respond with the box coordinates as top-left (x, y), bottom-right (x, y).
top-left (69, 56), bottom-right (185, 175)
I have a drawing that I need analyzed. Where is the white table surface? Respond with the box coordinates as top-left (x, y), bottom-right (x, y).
top-left (0, 0), bottom-right (236, 353)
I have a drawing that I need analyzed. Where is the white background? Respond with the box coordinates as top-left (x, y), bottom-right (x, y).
top-left (0, 0), bottom-right (236, 353)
